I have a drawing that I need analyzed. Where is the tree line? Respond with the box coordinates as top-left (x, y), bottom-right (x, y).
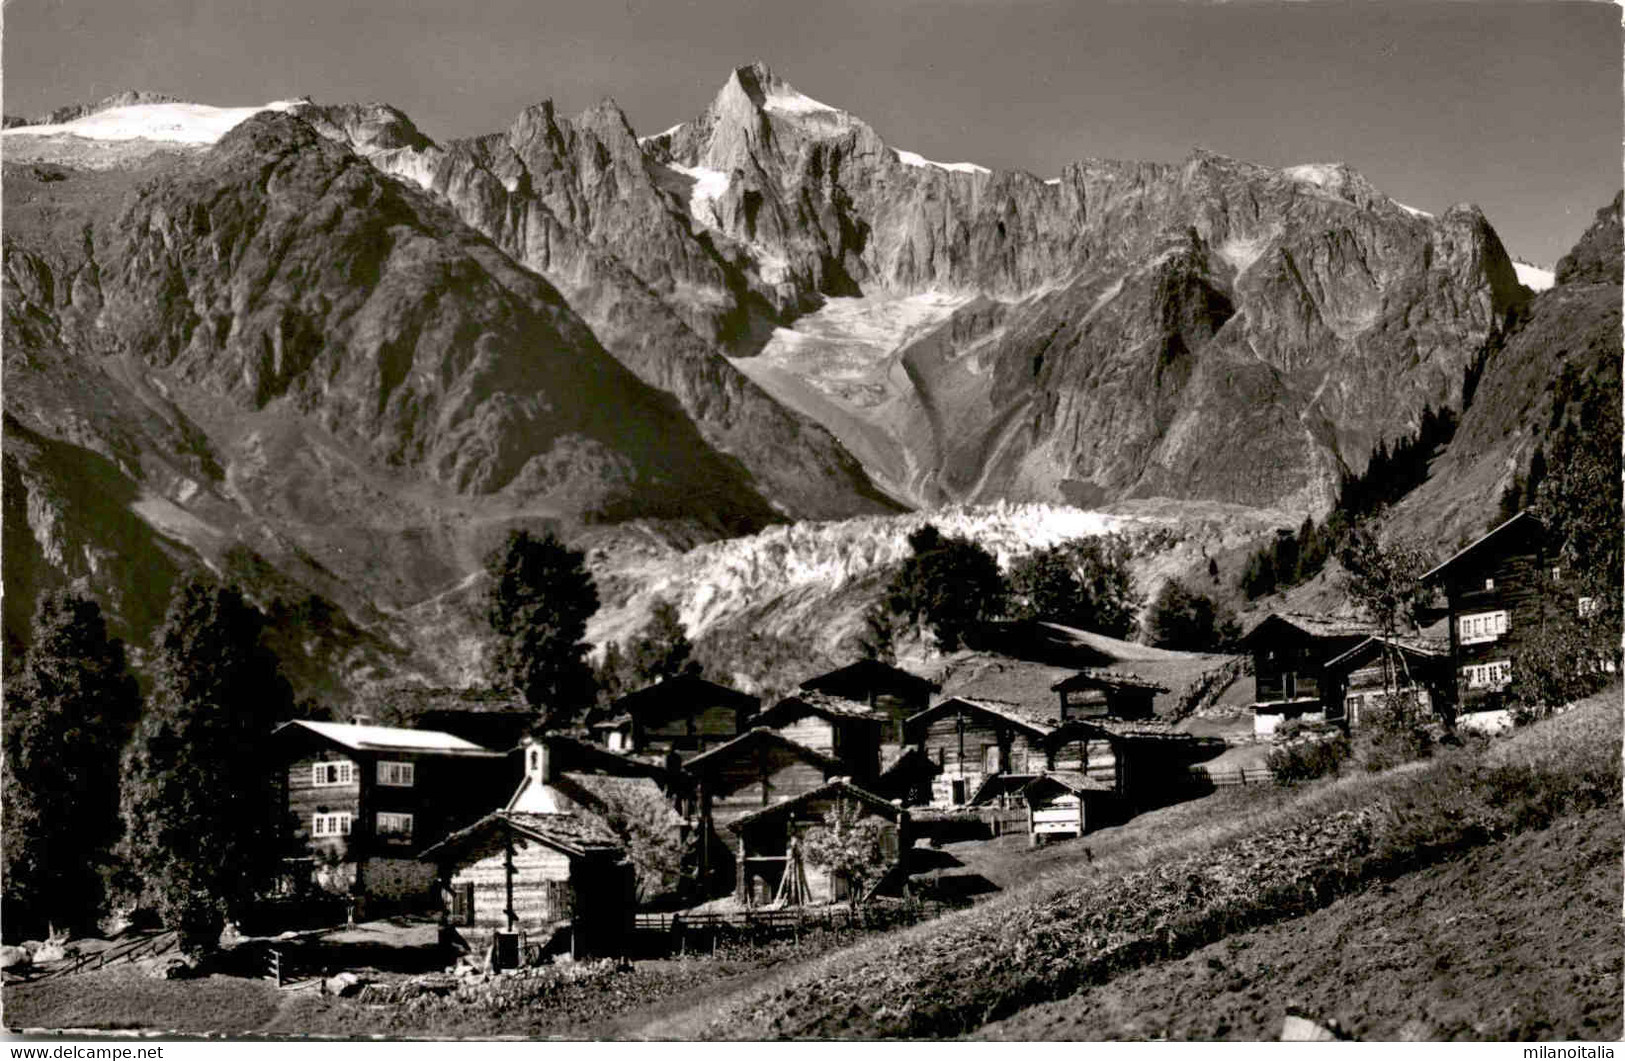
top-left (862, 523), bottom-right (1238, 658)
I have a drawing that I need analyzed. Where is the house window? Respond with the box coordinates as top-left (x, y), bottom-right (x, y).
top-left (312, 761), bottom-right (354, 787)
top-left (377, 761), bottom-right (415, 787)
top-left (1462, 660), bottom-right (1511, 689)
top-left (1458, 610), bottom-right (1509, 645)
top-left (375, 812), bottom-right (414, 843)
top-left (983, 745), bottom-right (1002, 774)
top-left (1578, 597), bottom-right (1600, 618)
top-left (1484, 578), bottom-right (1495, 590)
top-left (312, 812), bottom-right (352, 837)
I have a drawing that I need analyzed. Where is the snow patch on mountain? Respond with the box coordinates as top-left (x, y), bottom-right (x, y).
top-left (762, 85), bottom-right (838, 117)
top-left (1045, 178), bottom-right (1062, 186)
top-left (1393, 200), bottom-right (1433, 219)
top-left (1283, 162), bottom-right (1341, 188)
top-left (1513, 260), bottom-right (1555, 292)
top-left (895, 148), bottom-right (991, 176)
top-left (1216, 230), bottom-right (1278, 275)
top-left (2, 99), bottom-right (305, 144)
top-left (668, 162), bottom-right (731, 229)
top-left (638, 122), bottom-right (684, 145)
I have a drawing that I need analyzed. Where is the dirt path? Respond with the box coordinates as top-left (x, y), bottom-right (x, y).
top-left (977, 807), bottom-right (1623, 1041)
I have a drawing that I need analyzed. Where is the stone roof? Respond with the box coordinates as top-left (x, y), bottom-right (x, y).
top-left (1241, 612), bottom-right (1379, 644)
top-left (682, 727), bottom-right (843, 774)
top-left (1027, 770), bottom-right (1116, 795)
top-left (1051, 668), bottom-right (1170, 694)
top-left (724, 778), bottom-right (902, 832)
top-left (418, 809), bottom-right (622, 865)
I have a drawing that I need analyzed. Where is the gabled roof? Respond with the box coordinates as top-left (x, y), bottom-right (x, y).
top-left (1024, 771), bottom-right (1115, 798)
top-left (1421, 510), bottom-right (1546, 585)
top-left (1240, 612), bottom-right (1378, 646)
top-left (609, 675), bottom-right (759, 718)
top-left (682, 727), bottom-right (843, 775)
top-left (799, 659), bottom-right (939, 698)
top-left (418, 810), bottom-right (623, 865)
top-left (1051, 669), bottom-right (1170, 695)
top-left (1323, 634), bottom-right (1450, 671)
top-left (724, 778), bottom-right (903, 833)
top-left (905, 696), bottom-right (1060, 738)
top-left (755, 692), bottom-right (885, 726)
top-left (273, 719), bottom-right (504, 757)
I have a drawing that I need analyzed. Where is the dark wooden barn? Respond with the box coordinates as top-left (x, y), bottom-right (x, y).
top-left (270, 720), bottom-right (508, 914)
top-left (797, 660), bottom-right (939, 744)
top-left (749, 693), bottom-right (884, 782)
top-left (726, 779), bottom-right (911, 906)
top-left (417, 811), bottom-right (633, 960)
top-left (1322, 635), bottom-right (1452, 726)
top-left (682, 728), bottom-right (845, 896)
top-left (1241, 613), bottom-right (1378, 737)
top-left (595, 676), bottom-right (760, 757)
top-left (1051, 669), bottom-right (1169, 721)
top-left (1421, 511), bottom-right (1553, 713)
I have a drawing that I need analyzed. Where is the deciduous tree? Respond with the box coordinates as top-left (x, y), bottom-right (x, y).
top-left (885, 525), bottom-right (1006, 652)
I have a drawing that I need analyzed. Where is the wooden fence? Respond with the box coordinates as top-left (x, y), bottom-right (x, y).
top-left (630, 900), bottom-right (949, 951)
top-left (29, 929), bottom-right (178, 981)
top-left (1181, 766), bottom-right (1274, 787)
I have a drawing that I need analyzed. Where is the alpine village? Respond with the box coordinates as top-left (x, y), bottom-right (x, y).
top-left (1, 55), bottom-right (1620, 1042)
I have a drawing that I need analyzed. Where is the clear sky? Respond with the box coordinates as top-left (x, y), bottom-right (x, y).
top-left (4, 0), bottom-right (1619, 264)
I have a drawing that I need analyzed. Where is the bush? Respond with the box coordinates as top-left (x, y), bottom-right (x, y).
top-left (1267, 734), bottom-right (1350, 785)
top-left (1354, 696), bottom-right (1433, 773)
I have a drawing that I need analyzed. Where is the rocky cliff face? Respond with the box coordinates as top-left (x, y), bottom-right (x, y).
top-left (1387, 191), bottom-right (1622, 549)
top-left (2, 114), bottom-right (790, 670)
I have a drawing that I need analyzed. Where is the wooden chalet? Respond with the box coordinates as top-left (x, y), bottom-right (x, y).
top-left (909, 697), bottom-right (1225, 811)
top-left (1023, 771), bottom-right (1115, 843)
top-left (417, 811), bottom-right (633, 961)
top-left (1322, 635), bottom-right (1452, 726)
top-left (682, 728), bottom-right (845, 896)
top-left (593, 676), bottom-right (759, 757)
top-left (1421, 511), bottom-right (1551, 713)
top-left (750, 693), bottom-right (884, 782)
top-left (797, 660), bottom-right (939, 744)
top-left (726, 779), bottom-right (911, 906)
top-left (271, 720), bottom-right (508, 913)
top-left (1051, 669), bottom-right (1169, 721)
top-left (1242, 614), bottom-right (1378, 737)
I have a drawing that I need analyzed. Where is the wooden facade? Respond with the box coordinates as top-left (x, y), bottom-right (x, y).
top-left (750, 694), bottom-right (883, 782)
top-left (418, 811), bottom-right (633, 959)
top-left (726, 780), bottom-right (911, 906)
top-left (1323, 636), bottom-right (1451, 726)
top-left (682, 728), bottom-right (844, 896)
top-left (798, 660), bottom-right (938, 745)
top-left (1243, 614), bottom-right (1377, 737)
top-left (272, 720), bottom-right (509, 911)
top-left (1051, 670), bottom-right (1168, 722)
top-left (600, 676), bottom-right (759, 758)
top-left (1422, 512), bottom-right (1552, 712)
top-left (904, 698), bottom-right (1059, 806)
top-left (1024, 772), bottom-right (1114, 843)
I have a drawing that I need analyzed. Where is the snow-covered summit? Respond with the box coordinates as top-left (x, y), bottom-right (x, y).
top-left (3, 99), bottom-right (307, 145)
top-left (895, 147), bottom-right (990, 176)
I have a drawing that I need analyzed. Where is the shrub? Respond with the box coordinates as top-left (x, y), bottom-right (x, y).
top-left (1354, 694), bottom-right (1433, 773)
top-left (1267, 734), bottom-right (1350, 785)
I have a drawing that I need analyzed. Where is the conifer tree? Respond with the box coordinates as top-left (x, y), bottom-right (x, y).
top-left (484, 530), bottom-right (599, 722)
top-left (627, 598), bottom-right (700, 685)
top-left (120, 579), bottom-right (293, 954)
top-left (2, 592), bottom-right (141, 939)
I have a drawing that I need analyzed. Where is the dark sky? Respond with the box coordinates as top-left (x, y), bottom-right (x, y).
top-left (5, 0), bottom-right (1619, 264)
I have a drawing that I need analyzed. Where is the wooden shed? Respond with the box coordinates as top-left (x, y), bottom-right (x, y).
top-left (902, 697), bottom-right (1059, 806)
top-left (598, 676), bottom-right (760, 757)
top-left (1051, 669), bottom-right (1169, 722)
top-left (1024, 771), bottom-right (1115, 843)
top-left (726, 779), bottom-right (911, 906)
top-left (418, 811), bottom-right (633, 960)
top-left (1242, 614), bottom-right (1378, 737)
top-left (798, 660), bottom-right (939, 744)
top-left (750, 693), bottom-right (884, 782)
top-left (1322, 635), bottom-right (1452, 726)
top-left (682, 728), bottom-right (845, 896)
